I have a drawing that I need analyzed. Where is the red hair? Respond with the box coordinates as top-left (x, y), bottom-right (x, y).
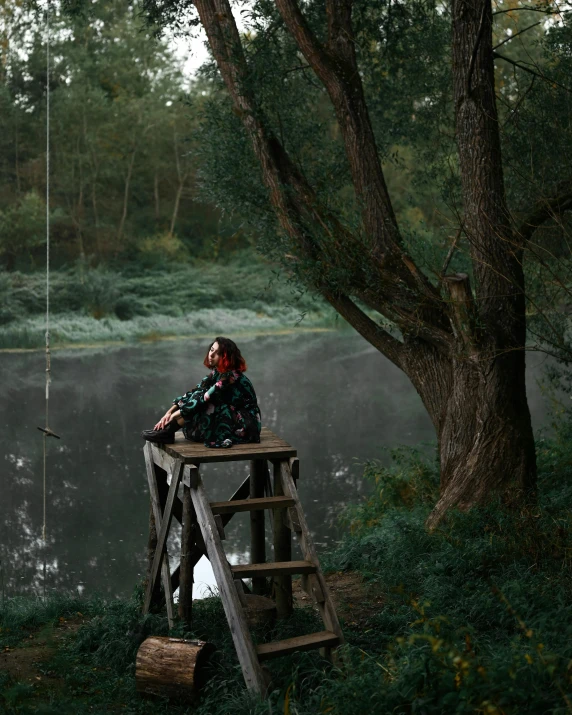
top-left (203, 336), bottom-right (247, 373)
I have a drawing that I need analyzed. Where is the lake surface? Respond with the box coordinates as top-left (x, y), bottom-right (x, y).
top-left (1, 329), bottom-right (554, 600)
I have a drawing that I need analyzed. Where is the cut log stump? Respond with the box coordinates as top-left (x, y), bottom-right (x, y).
top-left (136, 636), bottom-right (216, 700)
top-left (244, 594), bottom-right (277, 629)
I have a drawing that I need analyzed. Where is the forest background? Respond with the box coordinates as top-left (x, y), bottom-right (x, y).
top-left (0, 0), bottom-right (342, 349)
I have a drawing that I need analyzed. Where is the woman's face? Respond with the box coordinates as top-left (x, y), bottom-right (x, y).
top-left (208, 341), bottom-right (221, 369)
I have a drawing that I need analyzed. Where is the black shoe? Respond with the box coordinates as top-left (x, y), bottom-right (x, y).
top-left (141, 424), bottom-right (180, 444)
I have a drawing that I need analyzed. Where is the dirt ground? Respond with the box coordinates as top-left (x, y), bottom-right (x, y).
top-left (0, 615), bottom-right (86, 686)
top-left (292, 570), bottom-right (383, 625)
top-left (0, 572), bottom-right (377, 693)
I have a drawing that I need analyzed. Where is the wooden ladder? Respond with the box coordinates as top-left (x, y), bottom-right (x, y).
top-left (142, 432), bottom-right (344, 696)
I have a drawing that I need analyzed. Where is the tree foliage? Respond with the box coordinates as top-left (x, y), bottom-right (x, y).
top-left (0, 0), bottom-right (248, 268)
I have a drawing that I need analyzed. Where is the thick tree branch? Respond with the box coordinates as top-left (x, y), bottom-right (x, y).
top-left (518, 188), bottom-right (572, 242)
top-left (274, 0), bottom-right (448, 330)
top-left (274, 2), bottom-right (402, 263)
top-left (321, 289), bottom-right (405, 369)
top-left (443, 273), bottom-right (479, 358)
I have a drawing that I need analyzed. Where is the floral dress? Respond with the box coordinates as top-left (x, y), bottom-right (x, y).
top-left (173, 369), bottom-right (261, 448)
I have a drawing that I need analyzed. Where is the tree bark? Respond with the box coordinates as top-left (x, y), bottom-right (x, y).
top-left (136, 637), bottom-right (215, 699)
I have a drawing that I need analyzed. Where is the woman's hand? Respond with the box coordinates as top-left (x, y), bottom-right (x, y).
top-left (154, 409), bottom-right (174, 431)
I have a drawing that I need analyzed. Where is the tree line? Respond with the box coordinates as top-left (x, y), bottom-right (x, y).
top-left (0, 0), bottom-right (249, 270)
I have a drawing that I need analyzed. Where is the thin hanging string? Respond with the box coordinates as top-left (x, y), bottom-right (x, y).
top-left (42, 0), bottom-right (51, 596)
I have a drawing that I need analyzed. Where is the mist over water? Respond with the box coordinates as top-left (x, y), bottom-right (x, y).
top-left (1, 330), bottom-right (553, 599)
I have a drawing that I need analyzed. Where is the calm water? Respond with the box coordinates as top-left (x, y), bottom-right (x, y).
top-left (1, 330), bottom-right (553, 599)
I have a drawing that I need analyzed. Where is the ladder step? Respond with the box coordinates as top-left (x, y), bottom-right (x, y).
top-left (256, 631), bottom-right (340, 662)
top-left (210, 496), bottom-right (296, 515)
top-left (231, 560), bottom-right (316, 579)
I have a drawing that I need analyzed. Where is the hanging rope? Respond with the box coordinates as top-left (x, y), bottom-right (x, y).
top-left (44, 0), bottom-right (50, 546)
top-left (36, 0), bottom-right (60, 597)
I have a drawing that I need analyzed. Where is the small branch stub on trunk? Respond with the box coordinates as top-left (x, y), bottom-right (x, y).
top-left (443, 273), bottom-right (478, 356)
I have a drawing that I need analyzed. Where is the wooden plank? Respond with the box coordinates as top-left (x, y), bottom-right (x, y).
top-left (162, 445), bottom-right (297, 465)
top-left (210, 497), bottom-right (295, 515)
top-left (143, 458), bottom-right (184, 617)
top-left (234, 578), bottom-right (248, 607)
top-left (143, 443), bottom-right (175, 626)
top-left (158, 428), bottom-right (296, 464)
top-left (256, 631), bottom-right (339, 662)
top-left (148, 446), bottom-right (183, 525)
top-left (249, 460), bottom-right (267, 596)
top-left (182, 464), bottom-right (200, 488)
top-left (231, 561), bottom-right (316, 579)
top-left (289, 456), bottom-right (299, 484)
top-left (278, 461), bottom-right (344, 647)
top-left (171, 541), bottom-right (204, 594)
top-left (214, 515), bottom-right (226, 540)
top-left (284, 507), bottom-right (302, 533)
top-left (300, 573), bottom-right (325, 603)
top-left (221, 474), bottom-right (251, 527)
top-left (178, 481), bottom-right (195, 626)
top-left (145, 501), bottom-right (161, 611)
top-left (149, 443), bottom-right (175, 476)
top-left (190, 476), bottom-right (268, 695)
top-left (272, 460), bottom-right (293, 617)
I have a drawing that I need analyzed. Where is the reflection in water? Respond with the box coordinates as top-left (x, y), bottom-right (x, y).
top-left (1, 331), bottom-right (552, 599)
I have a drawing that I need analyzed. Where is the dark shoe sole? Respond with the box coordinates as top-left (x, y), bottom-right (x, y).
top-left (141, 429), bottom-right (177, 444)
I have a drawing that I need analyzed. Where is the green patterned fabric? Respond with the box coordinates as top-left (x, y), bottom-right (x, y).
top-left (173, 369), bottom-right (261, 448)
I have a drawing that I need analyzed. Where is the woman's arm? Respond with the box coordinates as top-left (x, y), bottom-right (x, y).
top-left (173, 373), bottom-right (214, 405)
top-left (203, 371), bottom-right (238, 402)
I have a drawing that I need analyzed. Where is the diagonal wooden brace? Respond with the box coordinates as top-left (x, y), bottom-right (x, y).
top-left (143, 445), bottom-right (184, 621)
top-left (144, 443), bottom-right (175, 625)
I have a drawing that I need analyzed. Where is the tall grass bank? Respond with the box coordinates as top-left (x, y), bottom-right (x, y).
top-left (0, 253), bottom-right (340, 350)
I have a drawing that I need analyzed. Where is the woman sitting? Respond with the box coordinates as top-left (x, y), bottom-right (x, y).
top-left (141, 337), bottom-right (261, 448)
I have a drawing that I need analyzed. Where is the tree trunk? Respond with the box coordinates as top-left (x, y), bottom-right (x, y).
top-left (117, 149), bottom-right (137, 242)
top-left (169, 180), bottom-right (184, 237)
top-left (154, 172), bottom-right (160, 224)
top-left (407, 341), bottom-right (536, 530)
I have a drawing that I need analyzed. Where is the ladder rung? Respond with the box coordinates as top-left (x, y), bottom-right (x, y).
top-left (256, 631), bottom-right (340, 661)
top-left (210, 497), bottom-right (296, 515)
top-left (231, 560), bottom-right (316, 578)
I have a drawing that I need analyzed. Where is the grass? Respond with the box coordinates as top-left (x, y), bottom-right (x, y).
top-left (0, 251), bottom-right (343, 350)
top-left (3, 415), bottom-right (572, 713)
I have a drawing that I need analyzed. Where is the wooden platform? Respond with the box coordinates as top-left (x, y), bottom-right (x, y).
top-left (157, 426), bottom-right (297, 464)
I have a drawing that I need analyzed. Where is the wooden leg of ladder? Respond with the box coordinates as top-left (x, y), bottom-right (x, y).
top-left (145, 500), bottom-right (162, 611)
top-left (144, 443), bottom-right (173, 618)
top-left (273, 460), bottom-right (293, 617)
top-left (190, 470), bottom-right (268, 696)
top-left (277, 460), bottom-right (344, 654)
top-left (249, 459), bottom-right (267, 595)
top-left (143, 444), bottom-right (182, 627)
top-left (178, 482), bottom-right (195, 627)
